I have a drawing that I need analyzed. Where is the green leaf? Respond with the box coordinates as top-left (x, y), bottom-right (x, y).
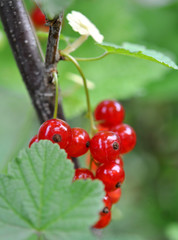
top-left (97, 42), bottom-right (178, 70)
top-left (59, 53), bottom-right (168, 117)
top-left (143, 71), bottom-right (178, 102)
top-left (35, 0), bottom-right (74, 19)
top-left (0, 141), bottom-right (104, 240)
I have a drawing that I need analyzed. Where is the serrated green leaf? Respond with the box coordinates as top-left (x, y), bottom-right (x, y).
top-left (97, 42), bottom-right (178, 70)
top-left (0, 141), bottom-right (104, 240)
top-left (35, 0), bottom-right (74, 19)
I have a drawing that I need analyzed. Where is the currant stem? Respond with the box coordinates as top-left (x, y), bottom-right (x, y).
top-left (75, 51), bottom-right (110, 62)
top-left (52, 72), bottom-right (59, 119)
top-left (89, 155), bottom-right (94, 171)
top-left (62, 35), bottom-right (88, 54)
top-left (89, 156), bottom-right (100, 170)
top-left (61, 52), bottom-right (96, 135)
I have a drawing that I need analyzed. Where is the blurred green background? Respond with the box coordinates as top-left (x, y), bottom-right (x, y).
top-left (0, 0), bottom-right (178, 239)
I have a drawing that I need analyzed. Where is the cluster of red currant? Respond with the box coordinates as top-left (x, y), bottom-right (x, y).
top-left (29, 100), bottom-right (136, 229)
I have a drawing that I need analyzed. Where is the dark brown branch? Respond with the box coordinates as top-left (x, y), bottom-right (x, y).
top-left (44, 14), bottom-right (79, 168)
top-left (44, 13), bottom-right (66, 121)
top-left (0, 0), bottom-right (79, 168)
top-left (0, 0), bottom-right (64, 123)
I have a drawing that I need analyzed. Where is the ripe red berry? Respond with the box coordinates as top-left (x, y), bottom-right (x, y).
top-left (114, 156), bottom-right (124, 168)
top-left (108, 188), bottom-right (122, 204)
top-left (29, 135), bottom-right (38, 148)
top-left (93, 211), bottom-right (111, 229)
top-left (38, 119), bottom-right (71, 149)
top-left (96, 162), bottom-right (125, 192)
top-left (96, 124), bottom-right (109, 132)
top-left (31, 7), bottom-right (46, 27)
top-left (66, 128), bottom-right (90, 157)
top-left (102, 194), bottom-right (112, 215)
top-left (111, 123), bottom-right (136, 154)
top-left (94, 100), bottom-right (125, 127)
top-left (90, 131), bottom-right (121, 163)
top-left (73, 168), bottom-right (94, 181)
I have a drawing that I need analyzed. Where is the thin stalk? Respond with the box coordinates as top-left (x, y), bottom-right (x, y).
top-left (89, 155), bottom-right (100, 171)
top-left (62, 35), bottom-right (88, 54)
top-left (52, 72), bottom-right (59, 119)
top-left (61, 52), bottom-right (96, 135)
top-left (89, 155), bottom-right (94, 171)
top-left (75, 51), bottom-right (110, 62)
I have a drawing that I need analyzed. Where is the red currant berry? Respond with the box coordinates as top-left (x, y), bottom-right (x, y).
top-left (93, 211), bottom-right (111, 229)
top-left (111, 124), bottom-right (136, 154)
top-left (108, 188), bottom-right (122, 204)
top-left (102, 194), bottom-right (112, 215)
top-left (96, 162), bottom-right (125, 192)
top-left (114, 156), bottom-right (124, 168)
top-left (90, 131), bottom-right (120, 163)
top-left (29, 135), bottom-right (38, 148)
top-left (38, 119), bottom-right (71, 149)
top-left (31, 7), bottom-right (46, 27)
top-left (73, 168), bottom-right (94, 181)
top-left (66, 128), bottom-right (90, 157)
top-left (94, 100), bottom-right (125, 127)
top-left (96, 124), bottom-right (109, 132)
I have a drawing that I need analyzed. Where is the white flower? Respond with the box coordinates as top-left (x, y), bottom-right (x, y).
top-left (66, 11), bottom-right (104, 43)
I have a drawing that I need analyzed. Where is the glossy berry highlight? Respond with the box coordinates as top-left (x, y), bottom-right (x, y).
top-left (102, 194), bottom-right (112, 215)
top-left (94, 100), bottom-right (125, 127)
top-left (66, 127), bottom-right (90, 157)
top-left (96, 162), bottom-right (125, 192)
top-left (111, 123), bottom-right (136, 154)
top-left (90, 131), bottom-right (121, 163)
top-left (73, 168), bottom-right (94, 181)
top-left (38, 119), bottom-right (71, 149)
top-left (114, 156), bottom-right (124, 168)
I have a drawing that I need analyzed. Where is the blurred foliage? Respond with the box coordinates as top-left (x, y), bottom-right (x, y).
top-left (0, 0), bottom-right (178, 239)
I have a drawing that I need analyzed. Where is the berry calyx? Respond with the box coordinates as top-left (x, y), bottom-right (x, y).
top-left (66, 128), bottom-right (90, 157)
top-left (94, 100), bottom-right (125, 127)
top-left (111, 123), bottom-right (136, 154)
top-left (102, 194), bottom-right (112, 215)
top-left (108, 188), bottom-right (122, 204)
top-left (93, 211), bottom-right (111, 229)
top-left (38, 119), bottom-right (71, 149)
top-left (29, 135), bottom-right (38, 148)
top-left (90, 131), bottom-right (121, 163)
top-left (73, 168), bottom-right (94, 181)
top-left (31, 6), bottom-right (46, 28)
top-left (96, 162), bottom-right (125, 192)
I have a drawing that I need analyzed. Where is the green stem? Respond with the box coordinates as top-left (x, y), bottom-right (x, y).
top-left (89, 156), bottom-right (100, 170)
top-left (89, 155), bottom-right (94, 171)
top-left (62, 35), bottom-right (88, 54)
top-left (52, 72), bottom-right (59, 119)
top-left (61, 52), bottom-right (96, 135)
top-left (75, 51), bottom-right (110, 62)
